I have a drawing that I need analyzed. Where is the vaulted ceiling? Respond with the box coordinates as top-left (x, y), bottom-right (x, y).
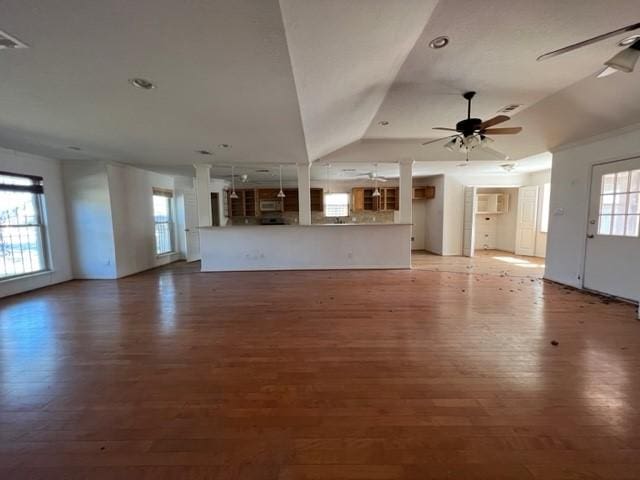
top-left (0, 0), bottom-right (639, 175)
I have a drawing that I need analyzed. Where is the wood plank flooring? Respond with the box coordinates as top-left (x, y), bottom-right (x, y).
top-left (412, 250), bottom-right (546, 278)
top-left (1, 261), bottom-right (639, 479)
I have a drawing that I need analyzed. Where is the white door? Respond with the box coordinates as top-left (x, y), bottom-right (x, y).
top-left (584, 158), bottom-right (640, 302)
top-left (183, 188), bottom-right (200, 262)
top-left (462, 186), bottom-right (477, 257)
top-left (515, 186), bottom-right (538, 256)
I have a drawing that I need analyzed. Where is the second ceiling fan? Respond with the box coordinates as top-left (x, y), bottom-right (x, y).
top-left (422, 91), bottom-right (522, 159)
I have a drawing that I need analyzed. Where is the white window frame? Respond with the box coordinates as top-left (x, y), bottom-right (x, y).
top-left (324, 193), bottom-right (350, 217)
top-left (0, 172), bottom-right (49, 280)
top-left (153, 189), bottom-right (175, 255)
top-left (597, 169), bottom-right (640, 237)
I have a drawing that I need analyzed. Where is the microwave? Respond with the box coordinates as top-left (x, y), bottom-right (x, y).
top-left (260, 200), bottom-right (281, 211)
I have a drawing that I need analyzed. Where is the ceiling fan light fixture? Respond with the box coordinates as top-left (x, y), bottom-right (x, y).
top-left (372, 188), bottom-right (381, 197)
top-left (444, 137), bottom-right (459, 151)
top-left (618, 34), bottom-right (640, 47)
top-left (597, 66), bottom-right (619, 78)
top-left (603, 44), bottom-right (640, 73)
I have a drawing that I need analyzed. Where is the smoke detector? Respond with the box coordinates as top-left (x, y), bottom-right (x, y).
top-left (0, 30), bottom-right (28, 50)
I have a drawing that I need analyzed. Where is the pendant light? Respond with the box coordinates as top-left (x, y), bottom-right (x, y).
top-left (230, 165), bottom-right (239, 199)
top-left (277, 165), bottom-right (286, 198)
top-left (372, 163), bottom-right (381, 197)
top-left (325, 164), bottom-right (331, 194)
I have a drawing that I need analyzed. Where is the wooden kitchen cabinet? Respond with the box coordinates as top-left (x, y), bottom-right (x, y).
top-left (228, 189), bottom-right (257, 217)
top-left (352, 187), bottom-right (398, 211)
top-left (413, 186), bottom-right (435, 200)
top-left (310, 188), bottom-right (324, 212)
top-left (352, 188), bottom-right (365, 211)
top-left (282, 189), bottom-right (299, 212)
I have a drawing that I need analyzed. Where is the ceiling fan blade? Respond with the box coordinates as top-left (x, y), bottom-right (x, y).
top-left (377, 177), bottom-right (389, 182)
top-left (433, 127), bottom-right (458, 132)
top-left (482, 127), bottom-right (522, 135)
top-left (536, 22), bottom-right (640, 61)
top-left (421, 135), bottom-right (457, 146)
top-left (479, 115), bottom-right (510, 130)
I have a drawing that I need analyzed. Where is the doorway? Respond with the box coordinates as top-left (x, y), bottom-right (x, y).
top-left (583, 157), bottom-right (640, 301)
top-left (210, 192), bottom-right (220, 226)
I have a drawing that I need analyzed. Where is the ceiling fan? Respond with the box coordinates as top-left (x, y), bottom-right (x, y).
top-left (421, 91), bottom-right (522, 159)
top-left (537, 22), bottom-right (640, 78)
top-left (354, 171), bottom-right (388, 182)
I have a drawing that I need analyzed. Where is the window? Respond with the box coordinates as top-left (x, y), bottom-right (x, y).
top-left (324, 193), bottom-right (349, 217)
top-left (597, 170), bottom-right (640, 237)
top-left (0, 172), bottom-right (48, 279)
top-left (540, 183), bottom-right (551, 233)
top-left (153, 188), bottom-right (175, 254)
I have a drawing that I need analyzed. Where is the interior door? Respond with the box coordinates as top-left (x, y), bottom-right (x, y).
top-left (462, 186), bottom-right (477, 257)
top-left (183, 188), bottom-right (200, 262)
top-left (584, 157), bottom-right (640, 302)
top-left (515, 186), bottom-right (538, 256)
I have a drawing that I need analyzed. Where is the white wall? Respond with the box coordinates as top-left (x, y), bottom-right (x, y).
top-left (0, 148), bottom-right (73, 297)
top-left (62, 160), bottom-right (118, 279)
top-left (200, 224), bottom-right (412, 271)
top-left (107, 164), bottom-right (180, 277)
top-left (546, 126), bottom-right (640, 288)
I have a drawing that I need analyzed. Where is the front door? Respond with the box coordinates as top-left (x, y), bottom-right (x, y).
top-left (584, 157), bottom-right (640, 301)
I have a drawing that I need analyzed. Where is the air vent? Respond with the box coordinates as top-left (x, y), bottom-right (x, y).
top-left (498, 104), bottom-right (522, 114)
top-left (0, 30), bottom-right (28, 50)
top-left (341, 168), bottom-right (356, 172)
top-left (255, 169), bottom-right (270, 173)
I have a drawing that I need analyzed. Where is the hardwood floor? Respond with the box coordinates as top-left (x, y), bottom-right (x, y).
top-left (412, 250), bottom-right (546, 278)
top-left (1, 261), bottom-right (639, 479)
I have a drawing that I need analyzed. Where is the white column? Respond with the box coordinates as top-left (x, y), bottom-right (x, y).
top-left (398, 159), bottom-right (413, 224)
top-left (194, 164), bottom-right (212, 227)
top-left (297, 163), bottom-right (312, 225)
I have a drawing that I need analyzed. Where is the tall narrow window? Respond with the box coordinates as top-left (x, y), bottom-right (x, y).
top-left (597, 170), bottom-right (640, 237)
top-left (324, 193), bottom-right (349, 217)
top-left (0, 172), bottom-right (48, 279)
top-left (540, 183), bottom-right (551, 233)
top-left (153, 188), bottom-right (174, 254)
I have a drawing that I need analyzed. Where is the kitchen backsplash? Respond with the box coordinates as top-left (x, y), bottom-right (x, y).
top-left (229, 210), bottom-right (395, 225)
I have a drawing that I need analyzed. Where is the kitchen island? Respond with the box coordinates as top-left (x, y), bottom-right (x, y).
top-left (199, 223), bottom-right (411, 271)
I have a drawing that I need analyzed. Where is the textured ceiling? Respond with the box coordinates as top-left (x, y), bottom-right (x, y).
top-left (0, 0), bottom-right (638, 174)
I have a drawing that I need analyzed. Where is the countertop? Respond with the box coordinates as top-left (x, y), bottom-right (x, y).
top-left (199, 223), bottom-right (412, 229)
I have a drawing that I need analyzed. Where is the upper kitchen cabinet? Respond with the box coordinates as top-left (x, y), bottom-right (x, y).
top-left (282, 189), bottom-right (299, 212)
top-left (476, 193), bottom-right (509, 214)
top-left (310, 188), bottom-right (324, 212)
top-left (412, 186), bottom-right (435, 200)
top-left (352, 187), bottom-right (398, 211)
top-left (228, 189), bottom-right (257, 217)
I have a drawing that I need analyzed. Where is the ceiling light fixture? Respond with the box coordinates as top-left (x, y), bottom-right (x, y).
top-left (429, 36), bottom-right (449, 49)
top-left (218, 143), bottom-right (231, 149)
top-left (277, 165), bottom-right (286, 198)
top-left (196, 149), bottom-right (213, 155)
top-left (230, 165), bottom-right (238, 199)
top-left (67, 146), bottom-right (82, 151)
top-left (129, 78), bottom-right (156, 90)
top-left (372, 163), bottom-right (381, 197)
top-left (500, 163), bottom-right (517, 172)
top-left (619, 34), bottom-right (640, 47)
top-left (603, 41), bottom-right (640, 73)
top-left (378, 120), bottom-right (390, 126)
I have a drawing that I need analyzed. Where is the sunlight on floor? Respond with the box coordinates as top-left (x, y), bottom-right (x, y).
top-left (493, 255), bottom-right (546, 269)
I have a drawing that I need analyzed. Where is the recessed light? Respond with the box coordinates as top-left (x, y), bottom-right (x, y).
top-left (196, 149), bottom-right (213, 155)
top-left (218, 143), bottom-right (231, 149)
top-left (129, 78), bottom-right (156, 90)
top-left (618, 35), bottom-right (640, 47)
top-left (378, 120), bottom-right (390, 126)
top-left (429, 36), bottom-right (449, 49)
top-left (67, 146), bottom-right (82, 151)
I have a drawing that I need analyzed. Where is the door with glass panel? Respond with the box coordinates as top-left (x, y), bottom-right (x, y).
top-left (584, 158), bottom-right (640, 301)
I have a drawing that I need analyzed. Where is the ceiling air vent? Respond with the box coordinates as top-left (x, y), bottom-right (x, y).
top-left (498, 104), bottom-right (522, 114)
top-left (0, 30), bottom-right (28, 50)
